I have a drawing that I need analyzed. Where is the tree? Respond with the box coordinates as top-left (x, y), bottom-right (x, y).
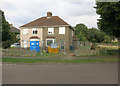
top-left (88, 28), bottom-right (106, 43)
top-left (0, 10), bottom-right (14, 48)
top-left (1, 10), bottom-right (11, 41)
top-left (95, 2), bottom-right (120, 38)
top-left (76, 32), bottom-right (87, 42)
top-left (75, 23), bottom-right (89, 41)
top-left (104, 35), bottom-right (110, 43)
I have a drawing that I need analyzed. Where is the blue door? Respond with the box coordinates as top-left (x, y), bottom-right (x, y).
top-left (30, 41), bottom-right (40, 52)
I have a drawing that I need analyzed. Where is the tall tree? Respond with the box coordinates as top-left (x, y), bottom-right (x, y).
top-left (1, 10), bottom-right (11, 41)
top-left (75, 23), bottom-right (89, 41)
top-left (95, 2), bottom-right (120, 38)
top-left (88, 28), bottom-right (105, 43)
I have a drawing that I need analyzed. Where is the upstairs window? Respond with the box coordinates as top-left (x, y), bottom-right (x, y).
top-left (23, 29), bottom-right (28, 35)
top-left (48, 28), bottom-right (54, 34)
top-left (32, 28), bottom-right (38, 34)
top-left (59, 27), bottom-right (65, 34)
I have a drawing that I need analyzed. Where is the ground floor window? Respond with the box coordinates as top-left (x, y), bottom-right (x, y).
top-left (46, 39), bottom-right (56, 46)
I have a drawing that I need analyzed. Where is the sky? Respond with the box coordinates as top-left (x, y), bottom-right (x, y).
top-left (0, 0), bottom-right (100, 29)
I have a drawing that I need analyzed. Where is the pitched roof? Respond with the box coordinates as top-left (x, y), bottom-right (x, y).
top-left (10, 24), bottom-right (20, 33)
top-left (20, 16), bottom-right (69, 28)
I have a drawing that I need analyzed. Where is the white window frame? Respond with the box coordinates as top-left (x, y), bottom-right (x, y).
top-left (59, 27), bottom-right (65, 34)
top-left (46, 39), bottom-right (56, 46)
top-left (23, 29), bottom-right (28, 35)
top-left (32, 28), bottom-right (38, 34)
top-left (48, 28), bottom-right (54, 34)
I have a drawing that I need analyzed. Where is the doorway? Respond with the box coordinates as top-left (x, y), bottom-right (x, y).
top-left (60, 40), bottom-right (65, 50)
top-left (30, 41), bottom-right (40, 52)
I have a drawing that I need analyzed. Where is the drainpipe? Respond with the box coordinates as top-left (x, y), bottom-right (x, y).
top-left (41, 40), bottom-right (43, 55)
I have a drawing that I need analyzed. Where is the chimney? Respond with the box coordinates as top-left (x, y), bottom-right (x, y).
top-left (47, 12), bottom-right (52, 17)
top-left (10, 24), bottom-right (13, 27)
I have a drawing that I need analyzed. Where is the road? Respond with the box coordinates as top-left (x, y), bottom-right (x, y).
top-left (2, 63), bottom-right (118, 84)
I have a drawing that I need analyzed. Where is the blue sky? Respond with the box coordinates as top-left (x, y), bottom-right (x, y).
top-left (0, 0), bottom-right (100, 29)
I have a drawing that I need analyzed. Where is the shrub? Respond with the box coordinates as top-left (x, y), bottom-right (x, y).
top-left (99, 50), bottom-right (118, 56)
top-left (2, 40), bottom-right (11, 49)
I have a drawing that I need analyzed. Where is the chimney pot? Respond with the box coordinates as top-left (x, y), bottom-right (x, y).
top-left (47, 12), bottom-right (52, 17)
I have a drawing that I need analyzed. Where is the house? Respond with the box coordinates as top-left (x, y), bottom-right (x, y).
top-left (10, 24), bottom-right (20, 39)
top-left (20, 12), bottom-right (75, 51)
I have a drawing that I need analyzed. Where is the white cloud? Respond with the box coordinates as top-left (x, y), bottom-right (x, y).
top-left (0, 0), bottom-right (99, 29)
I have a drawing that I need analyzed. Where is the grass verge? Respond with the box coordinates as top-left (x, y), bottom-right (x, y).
top-left (2, 57), bottom-right (118, 63)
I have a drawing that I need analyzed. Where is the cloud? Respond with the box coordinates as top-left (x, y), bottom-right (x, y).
top-left (0, 0), bottom-right (99, 29)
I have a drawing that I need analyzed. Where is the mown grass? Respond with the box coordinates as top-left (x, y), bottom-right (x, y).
top-left (2, 57), bottom-right (118, 63)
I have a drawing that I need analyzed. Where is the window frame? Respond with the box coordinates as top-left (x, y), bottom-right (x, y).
top-left (48, 28), bottom-right (54, 34)
top-left (32, 28), bottom-right (38, 34)
top-left (46, 39), bottom-right (56, 46)
top-left (59, 27), bottom-right (65, 34)
top-left (23, 29), bottom-right (28, 35)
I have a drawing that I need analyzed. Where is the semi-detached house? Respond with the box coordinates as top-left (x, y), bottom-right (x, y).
top-left (20, 12), bottom-right (75, 51)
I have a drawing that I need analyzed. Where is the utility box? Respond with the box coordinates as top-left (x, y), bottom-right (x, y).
top-left (70, 46), bottom-right (74, 50)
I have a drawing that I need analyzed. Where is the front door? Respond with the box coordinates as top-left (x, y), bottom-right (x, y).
top-left (30, 41), bottom-right (40, 52)
top-left (60, 40), bottom-right (64, 50)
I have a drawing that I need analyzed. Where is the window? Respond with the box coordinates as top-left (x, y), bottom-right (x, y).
top-left (31, 43), bottom-right (34, 45)
top-left (59, 27), bottom-right (65, 34)
top-left (32, 28), bottom-right (38, 34)
top-left (48, 28), bottom-right (54, 34)
top-left (46, 39), bottom-right (56, 46)
top-left (23, 29), bottom-right (28, 35)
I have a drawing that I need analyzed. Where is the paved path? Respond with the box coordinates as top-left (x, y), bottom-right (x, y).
top-left (2, 63), bottom-right (118, 84)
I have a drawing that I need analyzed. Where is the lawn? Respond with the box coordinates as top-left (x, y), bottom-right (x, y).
top-left (2, 57), bottom-right (118, 63)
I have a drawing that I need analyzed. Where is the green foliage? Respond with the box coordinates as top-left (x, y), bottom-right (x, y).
top-left (95, 2), bottom-right (120, 38)
top-left (104, 35), bottom-right (110, 43)
top-left (99, 50), bottom-right (119, 56)
top-left (2, 57), bottom-right (118, 63)
top-left (75, 24), bottom-right (88, 35)
top-left (1, 10), bottom-right (19, 48)
top-left (1, 10), bottom-right (11, 41)
top-left (74, 24), bottom-right (111, 43)
top-left (76, 32), bottom-right (87, 42)
top-left (10, 33), bottom-right (19, 44)
top-left (88, 28), bottom-right (106, 43)
top-left (2, 40), bottom-right (11, 49)
top-left (75, 24), bottom-right (89, 42)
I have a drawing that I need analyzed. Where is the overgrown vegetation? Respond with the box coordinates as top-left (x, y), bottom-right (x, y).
top-left (74, 24), bottom-right (113, 43)
top-left (74, 42), bottom-right (119, 56)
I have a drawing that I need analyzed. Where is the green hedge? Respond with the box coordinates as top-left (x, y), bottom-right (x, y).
top-left (99, 50), bottom-right (119, 56)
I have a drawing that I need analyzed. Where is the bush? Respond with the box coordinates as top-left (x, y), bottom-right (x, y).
top-left (112, 42), bottom-right (118, 46)
top-left (99, 50), bottom-right (118, 56)
top-left (2, 40), bottom-right (11, 49)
